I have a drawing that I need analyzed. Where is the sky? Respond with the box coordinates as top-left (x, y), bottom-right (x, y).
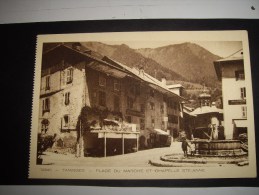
top-left (194, 41), bottom-right (242, 58)
top-left (101, 41), bottom-right (242, 58)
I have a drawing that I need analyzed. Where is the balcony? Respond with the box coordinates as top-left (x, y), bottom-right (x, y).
top-left (126, 109), bottom-right (145, 118)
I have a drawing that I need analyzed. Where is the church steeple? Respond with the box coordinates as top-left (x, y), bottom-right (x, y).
top-left (198, 84), bottom-right (211, 107)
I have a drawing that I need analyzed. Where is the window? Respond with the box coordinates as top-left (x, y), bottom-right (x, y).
top-left (140, 118), bottom-right (145, 130)
top-left (42, 98), bottom-right (50, 114)
top-left (241, 87), bottom-right (246, 99)
top-left (235, 70), bottom-right (245, 80)
top-left (99, 91), bottom-right (106, 107)
top-left (151, 118), bottom-right (155, 128)
top-left (242, 106), bottom-right (247, 118)
top-left (66, 68), bottom-right (73, 84)
top-left (41, 124), bottom-right (48, 134)
top-left (150, 89), bottom-right (155, 97)
top-left (65, 92), bottom-right (70, 105)
top-left (173, 102), bottom-right (178, 110)
top-left (114, 79), bottom-right (120, 91)
top-left (99, 75), bottom-right (106, 87)
top-left (135, 84), bottom-right (140, 96)
top-left (41, 119), bottom-right (49, 134)
top-left (150, 102), bottom-right (155, 110)
top-left (168, 100), bottom-right (174, 109)
top-left (63, 115), bottom-right (69, 127)
top-left (45, 76), bottom-right (50, 90)
top-left (127, 97), bottom-right (134, 109)
top-left (160, 104), bottom-right (164, 114)
top-left (114, 95), bottom-right (120, 112)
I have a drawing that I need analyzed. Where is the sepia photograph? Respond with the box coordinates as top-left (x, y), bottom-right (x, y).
top-left (29, 31), bottom-right (256, 179)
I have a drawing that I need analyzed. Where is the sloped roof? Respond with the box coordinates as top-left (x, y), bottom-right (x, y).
top-left (167, 84), bottom-right (184, 89)
top-left (42, 44), bottom-right (130, 78)
top-left (191, 106), bottom-right (223, 116)
top-left (215, 49), bottom-right (243, 62)
top-left (214, 49), bottom-right (244, 80)
top-left (183, 105), bottom-right (195, 116)
top-left (102, 56), bottom-right (186, 101)
top-left (184, 105), bottom-right (194, 112)
top-left (44, 44), bottom-right (185, 101)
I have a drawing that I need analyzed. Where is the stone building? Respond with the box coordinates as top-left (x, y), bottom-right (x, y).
top-left (102, 58), bottom-right (185, 145)
top-left (39, 43), bottom-right (185, 156)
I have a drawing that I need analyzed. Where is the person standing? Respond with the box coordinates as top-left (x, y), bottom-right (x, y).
top-left (181, 138), bottom-right (190, 157)
top-left (190, 141), bottom-right (196, 156)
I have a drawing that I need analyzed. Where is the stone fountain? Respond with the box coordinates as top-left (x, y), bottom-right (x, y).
top-left (192, 125), bottom-right (246, 157)
top-left (149, 126), bottom-right (248, 167)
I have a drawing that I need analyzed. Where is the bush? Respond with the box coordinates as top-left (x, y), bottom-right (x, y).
top-left (37, 133), bottom-right (55, 156)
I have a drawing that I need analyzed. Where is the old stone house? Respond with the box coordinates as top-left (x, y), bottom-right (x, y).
top-left (39, 43), bottom-right (185, 156)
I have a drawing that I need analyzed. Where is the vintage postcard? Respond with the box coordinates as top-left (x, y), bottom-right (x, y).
top-left (29, 31), bottom-right (256, 179)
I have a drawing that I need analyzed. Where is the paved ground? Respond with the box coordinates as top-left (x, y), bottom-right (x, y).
top-left (41, 141), bottom-right (247, 167)
top-left (41, 142), bottom-right (183, 167)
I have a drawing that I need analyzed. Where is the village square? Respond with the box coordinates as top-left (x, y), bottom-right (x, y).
top-left (37, 41), bottom-right (248, 168)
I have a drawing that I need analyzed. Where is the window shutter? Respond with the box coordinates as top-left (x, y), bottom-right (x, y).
top-left (61, 70), bottom-right (66, 87)
top-left (42, 99), bottom-right (45, 115)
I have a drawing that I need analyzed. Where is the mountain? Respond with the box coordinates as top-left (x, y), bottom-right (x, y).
top-left (82, 42), bottom-right (221, 88)
top-left (81, 42), bottom-right (185, 81)
top-left (137, 42), bottom-right (221, 87)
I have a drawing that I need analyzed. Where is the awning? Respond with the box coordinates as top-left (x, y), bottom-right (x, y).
top-left (153, 129), bottom-right (169, 135)
top-left (234, 120), bottom-right (247, 128)
top-left (103, 119), bottom-right (119, 126)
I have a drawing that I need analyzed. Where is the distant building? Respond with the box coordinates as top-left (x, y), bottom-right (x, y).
top-left (166, 83), bottom-right (184, 96)
top-left (39, 43), bottom-right (185, 157)
top-left (214, 49), bottom-right (247, 139)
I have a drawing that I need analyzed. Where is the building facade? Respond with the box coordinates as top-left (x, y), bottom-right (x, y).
top-left (39, 43), bottom-right (185, 156)
top-left (214, 49), bottom-right (247, 139)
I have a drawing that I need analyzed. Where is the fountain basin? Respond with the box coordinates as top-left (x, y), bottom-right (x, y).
top-left (193, 139), bottom-right (244, 156)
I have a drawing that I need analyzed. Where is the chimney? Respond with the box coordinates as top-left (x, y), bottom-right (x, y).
top-left (139, 66), bottom-right (145, 78)
top-left (161, 78), bottom-right (166, 86)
